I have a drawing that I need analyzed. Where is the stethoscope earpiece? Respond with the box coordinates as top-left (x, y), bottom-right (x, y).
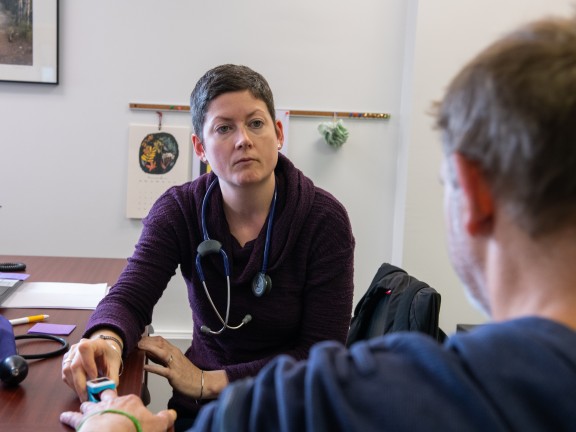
top-left (200, 314), bottom-right (252, 335)
top-left (197, 177), bottom-right (277, 335)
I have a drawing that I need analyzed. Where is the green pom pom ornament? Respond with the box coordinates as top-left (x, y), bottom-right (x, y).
top-left (318, 119), bottom-right (349, 148)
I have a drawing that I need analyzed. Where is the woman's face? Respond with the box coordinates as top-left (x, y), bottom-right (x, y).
top-left (192, 90), bottom-right (283, 190)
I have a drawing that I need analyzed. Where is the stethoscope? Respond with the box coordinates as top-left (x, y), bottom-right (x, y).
top-left (195, 177), bottom-right (277, 335)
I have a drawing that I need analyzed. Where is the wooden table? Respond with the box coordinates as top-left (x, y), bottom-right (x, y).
top-left (0, 255), bottom-right (146, 432)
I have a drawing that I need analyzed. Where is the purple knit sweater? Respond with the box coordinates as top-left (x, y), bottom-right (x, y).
top-left (85, 154), bottom-right (355, 417)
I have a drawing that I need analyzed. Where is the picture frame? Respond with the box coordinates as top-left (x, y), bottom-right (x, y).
top-left (0, 0), bottom-right (59, 84)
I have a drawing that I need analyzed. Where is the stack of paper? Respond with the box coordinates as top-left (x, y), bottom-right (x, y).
top-left (2, 282), bottom-right (109, 310)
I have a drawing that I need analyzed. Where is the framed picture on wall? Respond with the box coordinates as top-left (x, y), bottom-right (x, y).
top-left (0, 0), bottom-right (59, 84)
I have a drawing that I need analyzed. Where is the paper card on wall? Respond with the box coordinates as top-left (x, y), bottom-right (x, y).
top-left (126, 124), bottom-right (195, 219)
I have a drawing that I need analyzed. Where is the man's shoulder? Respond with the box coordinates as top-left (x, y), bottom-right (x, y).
top-left (448, 317), bottom-right (576, 351)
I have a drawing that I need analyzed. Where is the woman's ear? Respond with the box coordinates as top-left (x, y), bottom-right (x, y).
top-left (453, 153), bottom-right (495, 236)
top-left (275, 120), bottom-right (284, 149)
top-left (192, 134), bottom-right (207, 163)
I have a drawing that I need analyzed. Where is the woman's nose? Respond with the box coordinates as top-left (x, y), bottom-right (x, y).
top-left (235, 126), bottom-right (253, 148)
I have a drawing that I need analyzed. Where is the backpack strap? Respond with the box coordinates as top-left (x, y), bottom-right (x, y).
top-left (390, 278), bottom-right (433, 333)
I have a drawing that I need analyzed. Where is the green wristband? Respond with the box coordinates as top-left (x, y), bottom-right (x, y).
top-left (76, 409), bottom-right (143, 432)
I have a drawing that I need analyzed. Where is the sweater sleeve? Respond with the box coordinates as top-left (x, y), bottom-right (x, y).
top-left (84, 189), bottom-right (190, 354)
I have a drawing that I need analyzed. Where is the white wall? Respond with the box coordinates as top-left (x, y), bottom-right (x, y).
top-left (0, 0), bottom-right (409, 336)
top-left (402, 0), bottom-right (574, 333)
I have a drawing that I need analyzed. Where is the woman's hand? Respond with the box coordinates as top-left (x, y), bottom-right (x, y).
top-left (60, 389), bottom-right (177, 432)
top-left (62, 332), bottom-right (124, 401)
top-left (138, 335), bottom-right (229, 399)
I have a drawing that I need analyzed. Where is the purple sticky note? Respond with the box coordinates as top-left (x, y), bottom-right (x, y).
top-left (28, 323), bottom-right (76, 335)
top-left (0, 273), bottom-right (29, 280)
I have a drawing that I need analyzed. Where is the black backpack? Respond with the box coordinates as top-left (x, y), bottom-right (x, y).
top-left (346, 263), bottom-right (446, 347)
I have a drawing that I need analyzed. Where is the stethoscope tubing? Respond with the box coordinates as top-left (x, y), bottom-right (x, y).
top-left (196, 177), bottom-right (276, 334)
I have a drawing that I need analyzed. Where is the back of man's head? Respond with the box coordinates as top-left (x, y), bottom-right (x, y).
top-left (436, 15), bottom-right (576, 237)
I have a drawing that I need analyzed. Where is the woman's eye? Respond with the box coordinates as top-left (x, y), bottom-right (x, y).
top-left (250, 119), bottom-right (264, 129)
top-left (216, 125), bottom-right (231, 134)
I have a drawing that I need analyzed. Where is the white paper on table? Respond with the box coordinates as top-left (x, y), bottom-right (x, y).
top-left (2, 282), bottom-right (109, 309)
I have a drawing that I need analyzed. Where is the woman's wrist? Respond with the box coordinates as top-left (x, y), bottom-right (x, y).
top-left (104, 340), bottom-right (124, 376)
top-left (203, 370), bottom-right (229, 399)
top-left (98, 334), bottom-right (124, 353)
top-left (88, 330), bottom-right (125, 376)
top-left (89, 330), bottom-right (124, 353)
top-left (197, 369), bottom-right (204, 401)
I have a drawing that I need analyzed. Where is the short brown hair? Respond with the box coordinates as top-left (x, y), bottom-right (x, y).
top-left (436, 16), bottom-right (576, 236)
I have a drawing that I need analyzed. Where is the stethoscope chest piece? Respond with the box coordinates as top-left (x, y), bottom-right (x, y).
top-left (252, 272), bottom-right (272, 297)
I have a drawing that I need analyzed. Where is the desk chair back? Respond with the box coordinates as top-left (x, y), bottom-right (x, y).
top-left (346, 263), bottom-right (446, 347)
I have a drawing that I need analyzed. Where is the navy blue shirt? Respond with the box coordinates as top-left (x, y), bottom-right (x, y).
top-left (192, 317), bottom-right (576, 431)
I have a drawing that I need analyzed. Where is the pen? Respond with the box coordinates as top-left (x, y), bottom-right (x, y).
top-left (9, 314), bottom-right (49, 326)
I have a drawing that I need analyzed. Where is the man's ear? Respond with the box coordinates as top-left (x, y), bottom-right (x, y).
top-left (453, 153), bottom-right (495, 236)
